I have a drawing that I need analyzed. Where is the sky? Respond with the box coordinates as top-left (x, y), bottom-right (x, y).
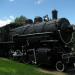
top-left (0, 0), bottom-right (75, 27)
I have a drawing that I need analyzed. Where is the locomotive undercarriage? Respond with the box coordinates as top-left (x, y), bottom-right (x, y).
top-left (9, 33), bottom-right (75, 72)
top-left (9, 41), bottom-right (75, 72)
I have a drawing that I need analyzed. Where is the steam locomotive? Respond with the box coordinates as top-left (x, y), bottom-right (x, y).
top-left (0, 9), bottom-right (75, 71)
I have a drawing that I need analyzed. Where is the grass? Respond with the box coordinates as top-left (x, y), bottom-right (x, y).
top-left (0, 58), bottom-right (52, 75)
top-left (0, 58), bottom-right (67, 75)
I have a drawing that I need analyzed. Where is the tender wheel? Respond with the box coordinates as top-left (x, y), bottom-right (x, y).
top-left (56, 61), bottom-right (66, 72)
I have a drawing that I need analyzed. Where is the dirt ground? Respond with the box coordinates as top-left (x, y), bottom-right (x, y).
top-left (38, 68), bottom-right (67, 75)
top-left (37, 66), bottom-right (75, 75)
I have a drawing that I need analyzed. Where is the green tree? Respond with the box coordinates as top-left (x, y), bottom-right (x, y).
top-left (14, 16), bottom-right (27, 26)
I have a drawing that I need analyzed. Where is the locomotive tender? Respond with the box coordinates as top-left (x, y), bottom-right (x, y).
top-left (0, 9), bottom-right (75, 71)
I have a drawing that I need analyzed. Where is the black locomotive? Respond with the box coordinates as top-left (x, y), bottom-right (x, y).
top-left (0, 9), bottom-right (75, 71)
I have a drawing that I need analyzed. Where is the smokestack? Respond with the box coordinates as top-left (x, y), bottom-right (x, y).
top-left (52, 9), bottom-right (58, 20)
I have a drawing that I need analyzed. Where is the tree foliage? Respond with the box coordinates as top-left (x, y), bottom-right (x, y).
top-left (14, 16), bottom-right (27, 26)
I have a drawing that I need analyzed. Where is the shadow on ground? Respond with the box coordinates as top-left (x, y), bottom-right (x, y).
top-left (37, 65), bottom-right (75, 75)
top-left (66, 69), bottom-right (75, 75)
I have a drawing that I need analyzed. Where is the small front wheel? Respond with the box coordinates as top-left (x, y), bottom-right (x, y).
top-left (56, 61), bottom-right (66, 72)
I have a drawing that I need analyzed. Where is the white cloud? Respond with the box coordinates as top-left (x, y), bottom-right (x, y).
top-left (9, 0), bottom-right (15, 2)
top-left (0, 16), bottom-right (15, 27)
top-left (35, 0), bottom-right (44, 5)
top-left (0, 19), bottom-right (11, 27)
top-left (9, 16), bottom-right (14, 20)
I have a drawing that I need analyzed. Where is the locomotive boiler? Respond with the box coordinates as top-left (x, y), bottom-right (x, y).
top-left (10, 10), bottom-right (73, 45)
top-left (0, 9), bottom-right (75, 72)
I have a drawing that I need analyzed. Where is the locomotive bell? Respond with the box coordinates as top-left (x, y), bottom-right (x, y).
top-left (52, 9), bottom-right (58, 20)
top-left (43, 15), bottom-right (49, 22)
